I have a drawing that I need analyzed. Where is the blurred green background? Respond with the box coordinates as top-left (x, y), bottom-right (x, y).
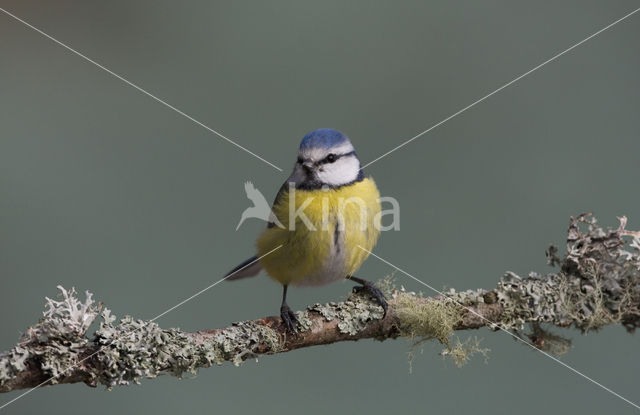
top-left (1, 1), bottom-right (640, 414)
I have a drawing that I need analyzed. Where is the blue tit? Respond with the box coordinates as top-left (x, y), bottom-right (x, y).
top-left (225, 128), bottom-right (385, 332)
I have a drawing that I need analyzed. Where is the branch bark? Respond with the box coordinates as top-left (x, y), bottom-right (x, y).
top-left (1, 214), bottom-right (639, 394)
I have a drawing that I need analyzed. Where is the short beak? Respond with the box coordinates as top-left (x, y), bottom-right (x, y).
top-left (302, 162), bottom-right (314, 174)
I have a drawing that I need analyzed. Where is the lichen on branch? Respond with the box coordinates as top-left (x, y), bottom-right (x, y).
top-left (1, 213), bottom-right (639, 394)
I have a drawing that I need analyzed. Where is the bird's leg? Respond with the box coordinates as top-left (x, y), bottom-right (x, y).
top-left (346, 276), bottom-right (388, 317)
top-left (280, 285), bottom-right (299, 333)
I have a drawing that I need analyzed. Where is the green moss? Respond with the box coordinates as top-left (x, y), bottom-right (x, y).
top-left (441, 336), bottom-right (490, 368)
top-left (394, 291), bottom-right (463, 344)
top-left (392, 290), bottom-right (494, 369)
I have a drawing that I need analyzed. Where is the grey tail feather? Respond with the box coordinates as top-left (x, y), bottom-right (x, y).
top-left (225, 256), bottom-right (263, 280)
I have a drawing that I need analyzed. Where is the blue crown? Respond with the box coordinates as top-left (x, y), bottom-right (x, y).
top-left (299, 128), bottom-right (350, 150)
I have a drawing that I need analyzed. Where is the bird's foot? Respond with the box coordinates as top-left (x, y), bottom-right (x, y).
top-left (353, 281), bottom-right (388, 317)
top-left (280, 303), bottom-right (299, 333)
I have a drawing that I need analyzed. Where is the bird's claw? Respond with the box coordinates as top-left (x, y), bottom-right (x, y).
top-left (353, 281), bottom-right (388, 317)
top-left (280, 304), bottom-right (299, 333)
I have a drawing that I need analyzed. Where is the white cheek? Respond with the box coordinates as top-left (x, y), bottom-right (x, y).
top-left (317, 157), bottom-right (360, 186)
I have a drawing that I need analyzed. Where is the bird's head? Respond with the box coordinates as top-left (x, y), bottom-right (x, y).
top-left (291, 128), bottom-right (363, 189)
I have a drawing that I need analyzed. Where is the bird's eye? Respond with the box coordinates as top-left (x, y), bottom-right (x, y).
top-left (325, 153), bottom-right (337, 163)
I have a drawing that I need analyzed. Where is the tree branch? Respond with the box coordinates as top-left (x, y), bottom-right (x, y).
top-left (2, 214), bottom-right (639, 394)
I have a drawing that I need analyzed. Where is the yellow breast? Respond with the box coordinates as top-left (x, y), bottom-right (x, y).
top-left (256, 178), bottom-right (381, 286)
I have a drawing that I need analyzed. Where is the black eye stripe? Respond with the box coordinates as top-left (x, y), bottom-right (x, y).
top-left (319, 151), bottom-right (355, 164)
top-left (298, 151), bottom-right (356, 166)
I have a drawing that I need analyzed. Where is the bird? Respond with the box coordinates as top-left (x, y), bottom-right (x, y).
top-left (225, 128), bottom-right (386, 332)
top-left (235, 181), bottom-right (283, 230)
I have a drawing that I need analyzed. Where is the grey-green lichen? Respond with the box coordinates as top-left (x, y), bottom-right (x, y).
top-left (446, 288), bottom-right (488, 306)
top-left (294, 311), bottom-right (313, 332)
top-left (308, 291), bottom-right (385, 335)
top-left (493, 271), bottom-right (574, 330)
top-left (492, 214), bottom-right (640, 332)
top-left (390, 214), bottom-right (640, 368)
top-left (93, 313), bottom-right (206, 387)
top-left (2, 214), bottom-right (639, 391)
top-left (92, 312), bottom-right (282, 388)
top-left (0, 286), bottom-right (282, 390)
top-left (1, 286), bottom-right (97, 385)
